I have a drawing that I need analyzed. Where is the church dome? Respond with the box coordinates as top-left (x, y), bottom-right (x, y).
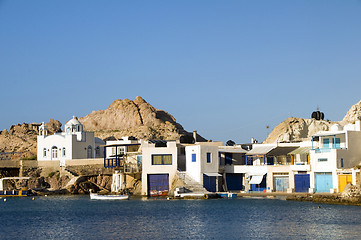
top-left (65, 116), bottom-right (83, 133)
top-left (66, 116), bottom-right (82, 126)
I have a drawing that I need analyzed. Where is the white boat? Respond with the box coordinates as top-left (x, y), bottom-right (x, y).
top-left (90, 192), bottom-right (129, 200)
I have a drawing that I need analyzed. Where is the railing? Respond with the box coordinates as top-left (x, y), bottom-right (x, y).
top-left (314, 148), bottom-right (331, 153)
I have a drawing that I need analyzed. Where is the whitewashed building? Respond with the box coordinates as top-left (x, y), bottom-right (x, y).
top-left (185, 144), bottom-right (221, 192)
top-left (309, 121), bottom-right (361, 193)
top-left (141, 140), bottom-right (181, 196)
top-left (37, 116), bottom-right (104, 166)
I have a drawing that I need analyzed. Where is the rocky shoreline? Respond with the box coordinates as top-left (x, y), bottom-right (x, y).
top-left (286, 185), bottom-right (361, 206)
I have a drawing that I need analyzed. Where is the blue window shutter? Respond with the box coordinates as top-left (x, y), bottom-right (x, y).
top-left (207, 152), bottom-right (211, 163)
top-left (341, 158), bottom-right (344, 167)
top-left (192, 153), bottom-right (196, 162)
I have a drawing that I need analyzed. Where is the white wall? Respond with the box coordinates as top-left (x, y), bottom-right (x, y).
top-left (141, 141), bottom-right (178, 196)
top-left (37, 132), bottom-right (104, 161)
top-left (185, 145), bottom-right (219, 184)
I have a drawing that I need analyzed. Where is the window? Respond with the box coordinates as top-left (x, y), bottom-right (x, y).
top-left (192, 153), bottom-right (196, 162)
top-left (333, 138), bottom-right (341, 149)
top-left (318, 158), bottom-right (327, 162)
top-left (207, 152), bottom-right (211, 163)
top-left (225, 153), bottom-right (233, 165)
top-left (152, 154), bottom-right (172, 165)
top-left (95, 146), bottom-right (100, 157)
top-left (62, 148), bottom-right (66, 157)
top-left (341, 158), bottom-right (344, 167)
top-left (117, 146), bottom-right (125, 155)
top-left (52, 147), bottom-right (58, 159)
top-left (111, 147), bottom-right (116, 156)
top-left (43, 148), bottom-right (47, 157)
top-left (323, 138), bottom-right (330, 148)
top-left (87, 146), bottom-right (92, 158)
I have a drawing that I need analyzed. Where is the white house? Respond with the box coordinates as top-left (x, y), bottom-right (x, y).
top-left (37, 116), bottom-right (104, 166)
top-left (309, 121), bottom-right (361, 193)
top-left (141, 140), bottom-right (182, 196)
top-left (185, 144), bottom-right (221, 192)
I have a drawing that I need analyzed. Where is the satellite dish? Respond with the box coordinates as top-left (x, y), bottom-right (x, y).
top-left (226, 140), bottom-right (235, 146)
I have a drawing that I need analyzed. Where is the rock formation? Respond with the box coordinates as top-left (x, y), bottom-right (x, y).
top-left (263, 118), bottom-right (332, 143)
top-left (341, 100), bottom-right (361, 125)
top-left (0, 96), bottom-right (204, 158)
top-left (0, 120), bottom-right (61, 158)
top-left (264, 100), bottom-right (361, 144)
top-left (79, 96), bottom-right (204, 141)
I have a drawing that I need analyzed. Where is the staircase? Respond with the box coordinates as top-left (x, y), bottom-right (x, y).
top-left (63, 168), bottom-right (80, 189)
top-left (177, 171), bottom-right (208, 194)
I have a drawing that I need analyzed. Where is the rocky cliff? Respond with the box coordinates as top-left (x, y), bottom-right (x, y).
top-left (263, 118), bottom-right (333, 143)
top-left (0, 97), bottom-right (204, 157)
top-left (264, 100), bottom-right (361, 144)
top-left (79, 96), bottom-right (204, 142)
top-left (0, 119), bottom-right (62, 158)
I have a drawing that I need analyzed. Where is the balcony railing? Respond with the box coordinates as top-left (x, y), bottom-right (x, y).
top-left (314, 148), bottom-right (331, 153)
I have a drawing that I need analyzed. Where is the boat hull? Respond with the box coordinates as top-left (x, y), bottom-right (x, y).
top-left (0, 190), bottom-right (29, 197)
top-left (90, 193), bottom-right (129, 200)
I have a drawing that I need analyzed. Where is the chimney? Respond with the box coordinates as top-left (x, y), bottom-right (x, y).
top-left (193, 130), bottom-right (197, 143)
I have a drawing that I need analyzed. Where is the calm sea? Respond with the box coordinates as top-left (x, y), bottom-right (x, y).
top-left (0, 195), bottom-right (360, 239)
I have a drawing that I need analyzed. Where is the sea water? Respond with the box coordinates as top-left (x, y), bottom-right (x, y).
top-left (0, 196), bottom-right (361, 239)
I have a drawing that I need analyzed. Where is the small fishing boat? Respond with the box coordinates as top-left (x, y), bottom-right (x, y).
top-left (0, 177), bottom-right (30, 197)
top-left (217, 192), bottom-right (238, 198)
top-left (90, 192), bottom-right (129, 200)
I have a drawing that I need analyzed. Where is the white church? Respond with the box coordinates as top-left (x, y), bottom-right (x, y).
top-left (37, 116), bottom-right (104, 166)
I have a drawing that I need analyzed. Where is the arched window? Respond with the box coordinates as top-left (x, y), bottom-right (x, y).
top-left (52, 146), bottom-right (58, 159)
top-left (87, 146), bottom-right (92, 158)
top-left (62, 148), bottom-right (66, 157)
top-left (43, 148), bottom-right (47, 157)
top-left (95, 146), bottom-right (100, 157)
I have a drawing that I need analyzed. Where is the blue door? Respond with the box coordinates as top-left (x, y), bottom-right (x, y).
top-left (148, 174), bottom-right (169, 196)
top-left (315, 173), bottom-right (333, 193)
top-left (226, 173), bottom-right (243, 191)
top-left (250, 175), bottom-right (267, 192)
top-left (203, 174), bottom-right (217, 192)
top-left (294, 174), bottom-right (310, 192)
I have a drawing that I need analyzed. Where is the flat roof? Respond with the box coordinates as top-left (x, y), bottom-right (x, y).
top-left (218, 147), bottom-right (248, 154)
top-left (313, 131), bottom-right (345, 137)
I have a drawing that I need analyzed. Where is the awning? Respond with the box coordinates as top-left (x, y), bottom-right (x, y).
top-left (246, 145), bottom-right (276, 155)
top-left (288, 147), bottom-right (312, 155)
top-left (204, 173), bottom-right (222, 177)
top-left (249, 175), bottom-right (264, 184)
top-left (267, 147), bottom-right (298, 156)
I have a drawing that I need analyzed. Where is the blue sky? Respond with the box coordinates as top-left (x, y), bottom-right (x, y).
top-left (1, 0), bottom-right (361, 143)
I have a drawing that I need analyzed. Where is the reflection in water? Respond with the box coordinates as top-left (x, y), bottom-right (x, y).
top-left (1, 196), bottom-right (361, 239)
